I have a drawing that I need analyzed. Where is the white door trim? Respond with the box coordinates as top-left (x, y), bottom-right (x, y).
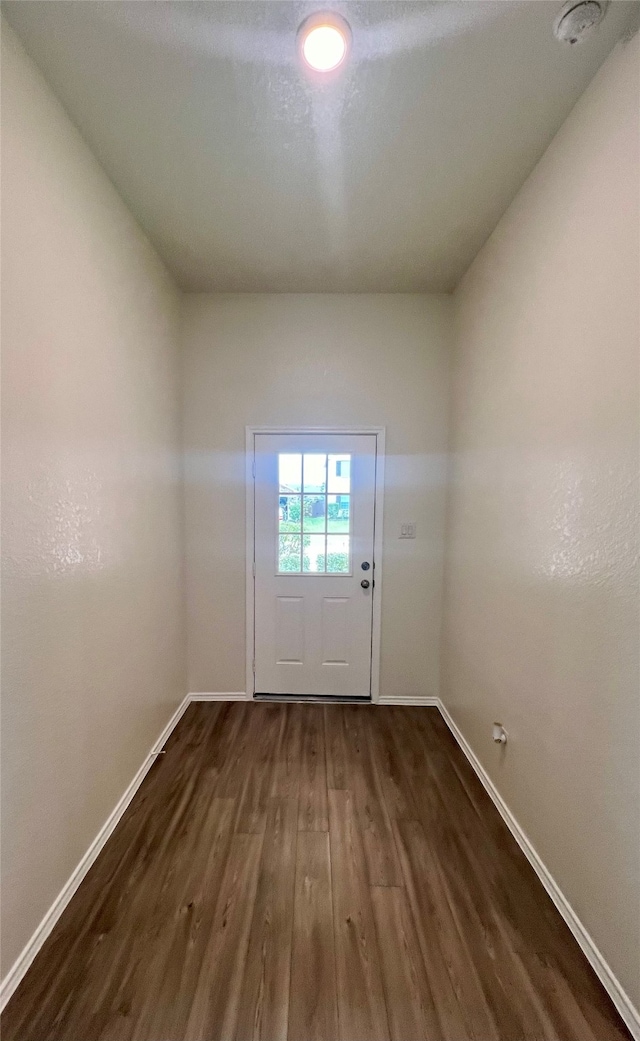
top-left (245, 426), bottom-right (385, 703)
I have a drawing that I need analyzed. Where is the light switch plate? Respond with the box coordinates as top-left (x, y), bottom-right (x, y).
top-left (400, 523), bottom-right (416, 539)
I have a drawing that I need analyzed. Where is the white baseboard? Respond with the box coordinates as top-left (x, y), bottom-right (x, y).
top-left (0, 693), bottom-right (192, 1014)
top-left (378, 695), bottom-right (439, 706)
top-left (150, 694), bottom-right (193, 752)
top-left (189, 691), bottom-right (250, 701)
top-left (437, 698), bottom-right (640, 1041)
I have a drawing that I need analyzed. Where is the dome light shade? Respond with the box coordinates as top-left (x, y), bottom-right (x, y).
top-left (299, 15), bottom-right (350, 73)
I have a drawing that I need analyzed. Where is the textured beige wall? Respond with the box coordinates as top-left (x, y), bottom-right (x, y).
top-left (182, 293), bottom-right (452, 699)
top-left (1, 24), bottom-right (186, 977)
top-left (442, 34), bottom-right (640, 1008)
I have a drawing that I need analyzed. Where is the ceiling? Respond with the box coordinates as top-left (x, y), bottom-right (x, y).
top-left (3, 1), bottom-right (639, 292)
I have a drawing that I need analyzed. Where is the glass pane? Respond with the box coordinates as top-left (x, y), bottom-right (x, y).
top-left (327, 494), bottom-right (350, 532)
top-left (303, 495), bottom-right (326, 532)
top-left (279, 454), bottom-right (302, 493)
top-left (278, 534), bottom-right (301, 572)
top-left (303, 454), bottom-right (327, 493)
top-left (326, 534), bottom-right (350, 573)
top-left (302, 534), bottom-right (326, 573)
top-left (328, 454), bottom-right (351, 493)
top-left (279, 495), bottom-right (301, 532)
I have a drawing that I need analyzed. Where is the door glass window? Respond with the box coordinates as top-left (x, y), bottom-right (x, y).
top-left (302, 534), bottom-right (326, 572)
top-left (278, 534), bottom-right (302, 572)
top-left (279, 454), bottom-right (302, 492)
top-left (303, 454), bottom-right (327, 493)
top-left (326, 534), bottom-right (350, 573)
top-left (303, 495), bottom-right (325, 530)
top-left (277, 453), bottom-right (351, 573)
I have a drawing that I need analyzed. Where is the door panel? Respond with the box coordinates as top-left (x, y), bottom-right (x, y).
top-left (321, 598), bottom-right (350, 664)
top-left (253, 433), bottom-right (377, 698)
top-left (275, 597), bottom-right (304, 664)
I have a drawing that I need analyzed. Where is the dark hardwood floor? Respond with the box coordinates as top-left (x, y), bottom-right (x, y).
top-left (2, 702), bottom-right (631, 1041)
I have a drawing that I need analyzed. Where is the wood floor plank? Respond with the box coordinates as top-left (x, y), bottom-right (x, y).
top-left (370, 886), bottom-right (442, 1041)
top-left (270, 702), bottom-right (302, 799)
top-left (386, 722), bottom-right (514, 1040)
top-left (324, 703), bottom-right (349, 789)
top-left (129, 797), bottom-right (238, 1041)
top-left (398, 733), bottom-right (558, 1039)
top-left (2, 702), bottom-right (632, 1041)
top-left (1, 705), bottom-right (227, 1041)
top-left (184, 832), bottom-right (264, 1041)
top-left (407, 716), bottom-right (629, 1041)
top-left (393, 817), bottom-right (496, 1041)
top-left (63, 792), bottom-right (237, 1041)
top-left (365, 708), bottom-right (418, 820)
top-left (414, 754), bottom-right (579, 1041)
top-left (288, 831), bottom-right (338, 1041)
top-left (297, 705), bottom-right (328, 831)
top-left (212, 701), bottom-right (256, 799)
top-left (342, 706), bottom-right (402, 886)
top-left (328, 788), bottom-right (390, 1041)
top-left (236, 704), bottom-right (285, 834)
top-left (71, 794), bottom-right (233, 1041)
top-left (234, 797), bottom-right (298, 1041)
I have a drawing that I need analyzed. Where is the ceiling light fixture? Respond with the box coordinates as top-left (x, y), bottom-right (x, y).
top-left (298, 13), bottom-right (351, 73)
top-left (553, 0), bottom-right (609, 44)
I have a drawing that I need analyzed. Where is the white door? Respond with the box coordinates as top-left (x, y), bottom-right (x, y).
top-left (252, 432), bottom-right (378, 698)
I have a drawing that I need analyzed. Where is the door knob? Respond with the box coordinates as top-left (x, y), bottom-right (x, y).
top-left (361, 579), bottom-right (370, 589)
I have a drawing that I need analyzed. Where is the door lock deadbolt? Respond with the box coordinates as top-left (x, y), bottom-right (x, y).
top-left (361, 561), bottom-right (370, 570)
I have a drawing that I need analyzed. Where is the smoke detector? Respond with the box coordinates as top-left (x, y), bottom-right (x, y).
top-left (553, 0), bottom-right (609, 44)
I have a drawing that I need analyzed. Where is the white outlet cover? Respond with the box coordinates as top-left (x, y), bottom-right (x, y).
top-left (400, 523), bottom-right (416, 539)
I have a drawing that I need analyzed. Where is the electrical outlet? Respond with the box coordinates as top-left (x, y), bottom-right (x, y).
top-left (399, 523), bottom-right (416, 539)
top-left (492, 722), bottom-right (508, 744)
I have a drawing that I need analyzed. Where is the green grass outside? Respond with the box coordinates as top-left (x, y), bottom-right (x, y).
top-left (280, 517), bottom-right (349, 534)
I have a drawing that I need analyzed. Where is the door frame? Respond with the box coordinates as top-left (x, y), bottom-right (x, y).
top-left (245, 425), bottom-right (386, 703)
